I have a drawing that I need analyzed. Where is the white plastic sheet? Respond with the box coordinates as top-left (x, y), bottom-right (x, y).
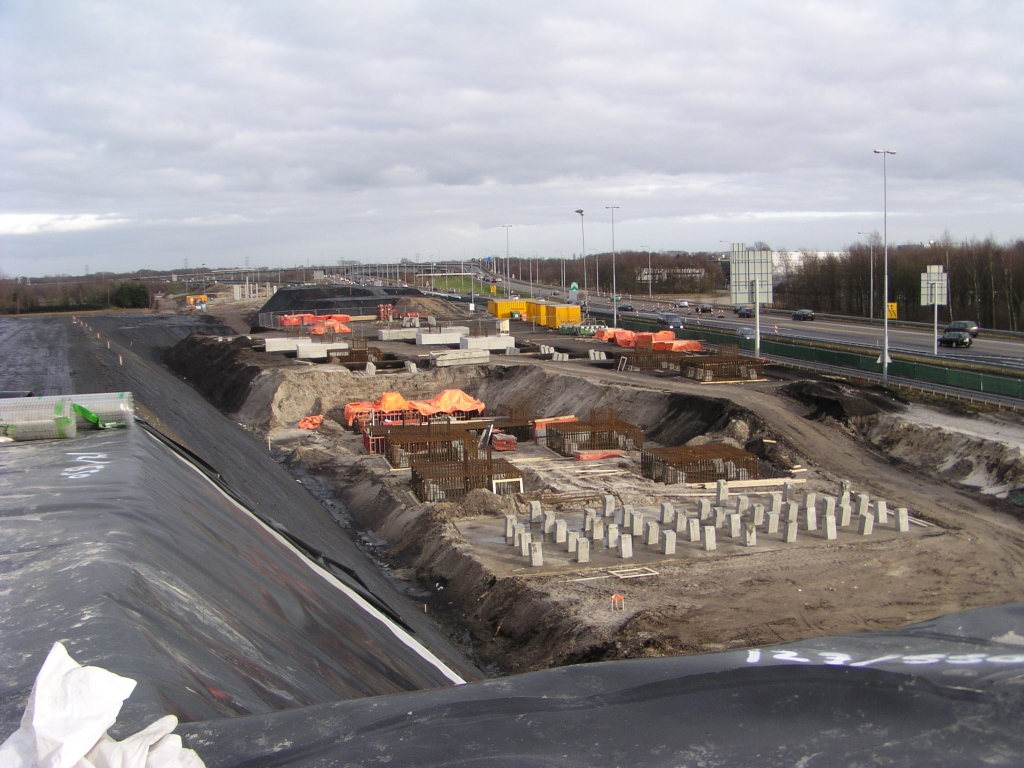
top-left (0, 643), bottom-right (204, 768)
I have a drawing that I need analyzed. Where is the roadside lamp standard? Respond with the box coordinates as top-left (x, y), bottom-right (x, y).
top-left (575, 210), bottom-right (587, 295)
top-left (641, 245), bottom-right (652, 299)
top-left (607, 206), bottom-right (620, 327)
top-left (858, 231), bottom-right (875, 320)
top-left (874, 149), bottom-right (896, 387)
top-left (502, 225), bottom-right (512, 295)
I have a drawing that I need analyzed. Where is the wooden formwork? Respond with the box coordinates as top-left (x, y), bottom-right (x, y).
top-left (546, 409), bottom-right (644, 457)
top-left (640, 444), bottom-right (760, 484)
top-left (411, 455), bottom-right (525, 502)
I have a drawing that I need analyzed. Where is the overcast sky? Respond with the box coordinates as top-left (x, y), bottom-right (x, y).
top-left (2, 1), bottom-right (1022, 277)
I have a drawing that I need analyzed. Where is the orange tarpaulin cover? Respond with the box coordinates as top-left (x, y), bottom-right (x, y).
top-left (653, 330), bottom-right (676, 341)
top-left (652, 339), bottom-right (703, 352)
top-left (613, 330), bottom-right (636, 347)
top-left (280, 313), bottom-right (318, 326)
top-left (343, 389), bottom-right (485, 426)
top-left (309, 320), bottom-right (352, 335)
top-left (298, 415), bottom-right (324, 430)
top-left (593, 328), bottom-right (619, 341)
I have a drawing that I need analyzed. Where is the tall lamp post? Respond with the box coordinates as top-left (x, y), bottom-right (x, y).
top-left (575, 210), bottom-right (587, 295)
top-left (502, 225), bottom-right (512, 296)
top-left (607, 206), bottom-right (620, 326)
top-left (874, 149), bottom-right (896, 387)
top-left (858, 231), bottom-right (874, 319)
top-left (641, 245), bottom-right (652, 299)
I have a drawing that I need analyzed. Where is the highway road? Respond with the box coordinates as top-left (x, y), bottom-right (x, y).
top-left (476, 267), bottom-right (1024, 370)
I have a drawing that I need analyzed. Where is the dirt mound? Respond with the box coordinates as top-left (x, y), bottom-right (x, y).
top-left (780, 380), bottom-right (906, 424)
top-left (395, 296), bottom-right (471, 319)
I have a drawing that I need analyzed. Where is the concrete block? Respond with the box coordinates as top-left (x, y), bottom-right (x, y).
top-left (805, 492), bottom-right (817, 514)
top-left (431, 350), bottom-right (490, 367)
top-left (592, 520), bottom-right (605, 546)
top-left (675, 513), bottom-right (689, 534)
top-left (633, 514), bottom-right (646, 538)
top-left (543, 511), bottom-right (556, 539)
top-left (645, 520), bottom-right (660, 547)
top-left (529, 541), bottom-right (544, 567)
top-left (839, 503), bottom-right (852, 527)
top-left (602, 495), bottom-right (616, 516)
top-left (803, 507), bottom-right (817, 532)
top-left (576, 537), bottom-right (590, 563)
top-left (364, 361), bottom-right (376, 376)
top-left (377, 328), bottom-right (419, 341)
top-left (822, 495), bottom-right (836, 518)
top-left (567, 529), bottom-right (579, 553)
top-left (715, 480), bottom-right (729, 505)
top-left (460, 335), bottom-right (517, 351)
top-left (856, 494), bottom-right (870, 517)
top-left (767, 512), bottom-right (780, 534)
top-left (662, 530), bottom-right (677, 555)
top-left (519, 532), bottom-right (532, 557)
top-left (744, 523), bottom-right (757, 547)
top-left (859, 513), bottom-right (874, 536)
top-left (660, 502), bottom-right (675, 525)
top-left (404, 361), bottom-right (418, 374)
top-left (714, 507), bottom-right (726, 528)
top-left (752, 503), bottom-right (765, 527)
top-left (824, 515), bottom-right (837, 540)
top-left (529, 500), bottom-right (543, 523)
top-left (728, 513), bottom-right (742, 538)
top-left (735, 495), bottom-right (750, 515)
top-left (555, 519), bottom-right (567, 544)
top-left (513, 524), bottom-right (526, 547)
top-left (698, 498), bottom-right (712, 520)
top-left (606, 523), bottom-right (620, 550)
top-left (786, 502), bottom-right (799, 524)
top-left (783, 481), bottom-right (796, 502)
top-left (687, 517), bottom-right (701, 542)
top-left (622, 504), bottom-right (635, 527)
top-left (896, 507), bottom-right (910, 533)
top-left (416, 327), bottom-right (470, 345)
top-left (619, 535), bottom-right (634, 559)
top-left (770, 493), bottom-right (783, 515)
top-left (875, 499), bottom-right (889, 524)
top-left (504, 515), bottom-right (517, 543)
top-left (296, 342), bottom-right (345, 360)
top-left (702, 525), bottom-right (717, 551)
top-left (264, 337), bottom-right (307, 353)
top-left (784, 521), bottom-right (798, 543)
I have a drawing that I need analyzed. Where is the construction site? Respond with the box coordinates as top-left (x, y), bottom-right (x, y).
top-left (142, 292), bottom-right (1024, 673)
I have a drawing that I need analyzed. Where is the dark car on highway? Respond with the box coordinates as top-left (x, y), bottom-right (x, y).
top-left (792, 309), bottom-right (815, 321)
top-left (939, 330), bottom-right (973, 348)
top-left (617, 302), bottom-right (635, 312)
top-left (737, 306), bottom-right (755, 318)
top-left (945, 319), bottom-right (980, 337)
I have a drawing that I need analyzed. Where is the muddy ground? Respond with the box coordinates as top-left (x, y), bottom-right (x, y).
top-left (163, 309), bottom-right (1024, 675)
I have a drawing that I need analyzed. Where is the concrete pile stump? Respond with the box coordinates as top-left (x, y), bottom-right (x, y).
top-left (766, 512), bottom-right (780, 534)
top-left (606, 523), bottom-right (620, 550)
top-left (645, 520), bottom-right (660, 547)
top-left (592, 520), bottom-right (605, 548)
top-left (529, 541), bottom-right (543, 567)
top-left (859, 513), bottom-right (874, 536)
top-left (567, 530), bottom-right (579, 554)
top-left (543, 512), bottom-right (557, 540)
top-left (824, 515), bottom-right (837, 540)
top-left (744, 523), bottom-right (757, 547)
top-left (875, 500), bottom-right (889, 524)
top-left (619, 535), bottom-right (634, 559)
top-left (520, 532), bottom-right (532, 557)
top-left (728, 513), bottom-right (742, 538)
top-left (783, 482), bottom-right (796, 502)
top-left (505, 515), bottom-right (518, 544)
top-left (554, 519), bottom-right (567, 545)
top-left (716, 480), bottom-right (729, 505)
top-left (784, 521), bottom-right (798, 543)
top-left (698, 498), bottom-right (712, 521)
top-left (839, 503), bottom-right (852, 527)
top-left (856, 494), bottom-right (870, 518)
top-left (822, 495), bottom-right (836, 519)
top-left (584, 510), bottom-right (596, 535)
top-left (702, 525), bottom-right (717, 551)
top-left (735, 495), bottom-right (750, 515)
top-left (577, 538), bottom-right (591, 563)
top-left (786, 502), bottom-right (799, 524)
top-left (687, 517), bottom-right (701, 542)
top-left (513, 524), bottom-right (526, 548)
top-left (770, 493), bottom-right (783, 515)
top-left (660, 502), bottom-right (675, 525)
top-left (803, 506), bottom-right (817, 532)
top-left (661, 530), bottom-right (677, 555)
top-left (896, 507), bottom-right (910, 533)
top-left (714, 507), bottom-right (727, 529)
top-left (529, 500), bottom-right (543, 523)
top-left (602, 495), bottom-right (616, 517)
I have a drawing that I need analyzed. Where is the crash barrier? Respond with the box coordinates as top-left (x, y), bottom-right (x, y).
top-left (611, 317), bottom-right (1024, 402)
top-left (0, 392), bottom-right (133, 442)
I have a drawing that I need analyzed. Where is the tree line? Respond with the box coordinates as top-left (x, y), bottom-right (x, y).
top-left (0, 275), bottom-right (153, 314)
top-left (775, 236), bottom-right (1024, 330)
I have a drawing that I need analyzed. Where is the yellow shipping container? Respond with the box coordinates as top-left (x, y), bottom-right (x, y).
top-left (487, 299), bottom-right (529, 318)
top-left (544, 304), bottom-right (581, 328)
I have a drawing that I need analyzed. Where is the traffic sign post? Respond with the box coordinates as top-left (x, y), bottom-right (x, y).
top-left (921, 265), bottom-right (948, 355)
top-left (729, 244), bottom-right (773, 359)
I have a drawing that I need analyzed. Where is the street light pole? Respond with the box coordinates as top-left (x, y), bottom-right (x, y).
top-left (874, 149), bottom-right (896, 387)
top-left (502, 225), bottom-right (512, 296)
top-left (607, 206), bottom-right (620, 326)
top-left (642, 245), bottom-right (651, 299)
top-left (575, 210), bottom-right (587, 296)
top-left (858, 231), bottom-right (874, 320)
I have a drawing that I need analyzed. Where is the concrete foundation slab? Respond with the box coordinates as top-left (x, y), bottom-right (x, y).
top-left (460, 335), bottom-right (517, 351)
top-left (377, 328), bottom-right (419, 341)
